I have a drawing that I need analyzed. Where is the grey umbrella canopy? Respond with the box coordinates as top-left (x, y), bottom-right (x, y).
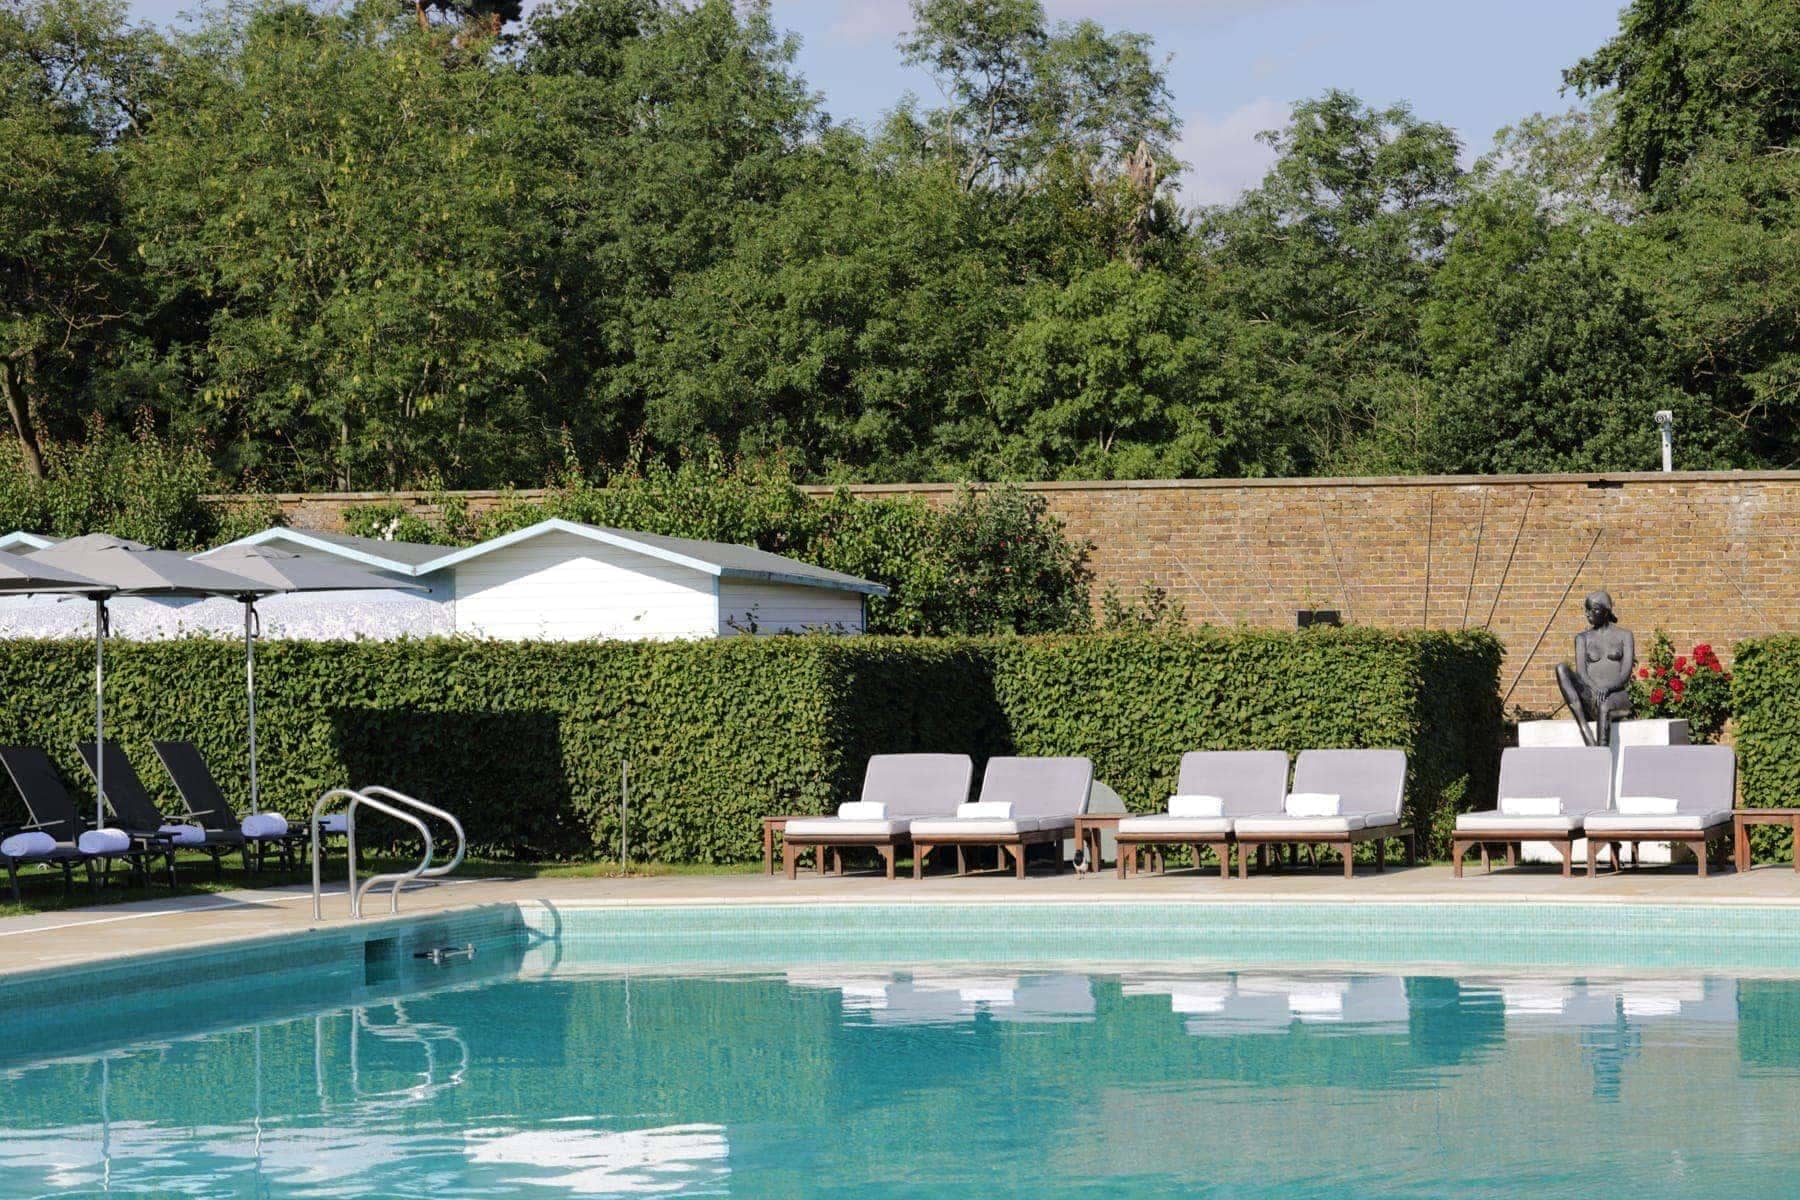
top-left (0, 548), bottom-right (109, 593)
top-left (27, 535), bottom-right (273, 827)
top-left (196, 543), bottom-right (427, 813)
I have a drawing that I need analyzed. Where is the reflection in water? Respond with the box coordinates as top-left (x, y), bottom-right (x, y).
top-left (0, 961), bottom-right (1796, 1198)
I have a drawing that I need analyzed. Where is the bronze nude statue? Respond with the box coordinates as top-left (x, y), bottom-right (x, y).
top-left (1554, 590), bottom-right (1635, 746)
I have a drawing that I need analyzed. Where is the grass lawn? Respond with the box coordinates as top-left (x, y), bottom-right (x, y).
top-left (0, 852), bottom-right (758, 919)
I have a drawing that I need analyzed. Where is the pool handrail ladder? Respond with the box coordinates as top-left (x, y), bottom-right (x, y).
top-left (311, 786), bottom-right (466, 920)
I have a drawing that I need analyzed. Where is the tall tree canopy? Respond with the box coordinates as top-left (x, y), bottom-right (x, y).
top-left (0, 0), bottom-right (1795, 492)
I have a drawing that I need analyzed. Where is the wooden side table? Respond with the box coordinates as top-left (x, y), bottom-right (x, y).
top-left (1733, 808), bottom-right (1800, 873)
top-left (762, 815), bottom-right (813, 875)
top-left (1073, 813), bottom-right (1124, 875)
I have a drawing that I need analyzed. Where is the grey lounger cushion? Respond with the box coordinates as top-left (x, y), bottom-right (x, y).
top-left (1584, 811), bottom-right (1733, 832)
top-left (909, 756), bottom-right (1093, 838)
top-left (1234, 814), bottom-right (1370, 836)
top-left (783, 753), bottom-right (974, 840)
top-left (1235, 750), bottom-right (1407, 837)
top-left (1587, 744), bottom-right (1736, 834)
top-left (1121, 750), bottom-right (1289, 836)
top-left (1455, 813), bottom-right (1583, 833)
top-left (1454, 746), bottom-right (1614, 834)
top-left (1116, 816), bottom-right (1233, 837)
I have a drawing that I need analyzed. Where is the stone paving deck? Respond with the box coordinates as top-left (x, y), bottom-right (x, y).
top-left (4, 862), bottom-right (1800, 979)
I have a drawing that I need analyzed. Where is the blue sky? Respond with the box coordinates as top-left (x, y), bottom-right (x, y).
top-left (123, 0), bottom-right (1628, 206)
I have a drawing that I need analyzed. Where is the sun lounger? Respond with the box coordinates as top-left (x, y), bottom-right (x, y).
top-left (778, 754), bottom-right (974, 880)
top-left (910, 756), bottom-right (1093, 879)
top-left (1231, 749), bottom-right (1413, 878)
top-left (1451, 746), bottom-right (1614, 878)
top-left (0, 748), bottom-right (98, 901)
top-left (0, 746), bottom-right (170, 893)
top-left (1582, 744), bottom-right (1736, 877)
top-left (1114, 750), bottom-right (1289, 879)
top-left (152, 740), bottom-right (305, 873)
top-left (79, 741), bottom-right (232, 880)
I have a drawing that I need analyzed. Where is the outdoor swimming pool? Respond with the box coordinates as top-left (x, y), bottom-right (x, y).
top-left (5, 902), bottom-right (1800, 1197)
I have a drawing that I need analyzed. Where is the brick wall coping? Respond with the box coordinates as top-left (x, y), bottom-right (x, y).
top-left (208, 469), bottom-right (1800, 506)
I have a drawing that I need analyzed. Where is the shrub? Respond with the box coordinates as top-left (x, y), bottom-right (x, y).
top-left (1628, 630), bottom-right (1732, 743)
top-left (343, 457), bottom-right (1095, 636)
top-left (1733, 636), bottom-right (1800, 811)
top-left (0, 417), bottom-right (279, 549)
top-left (0, 628), bottom-right (1502, 865)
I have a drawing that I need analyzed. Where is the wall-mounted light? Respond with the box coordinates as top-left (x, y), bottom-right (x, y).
top-left (1654, 410), bottom-right (1674, 472)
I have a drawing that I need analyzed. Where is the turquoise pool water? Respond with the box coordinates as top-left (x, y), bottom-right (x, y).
top-left (6, 905), bottom-right (1800, 1197)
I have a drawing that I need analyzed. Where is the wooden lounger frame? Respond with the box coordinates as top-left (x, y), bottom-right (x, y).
top-left (1584, 825), bottom-right (1732, 878)
top-left (1112, 832), bottom-right (1232, 880)
top-left (1451, 828), bottom-right (1583, 878)
top-left (1232, 822), bottom-right (1416, 879)
top-left (782, 832), bottom-right (906, 881)
top-left (912, 827), bottom-right (1070, 880)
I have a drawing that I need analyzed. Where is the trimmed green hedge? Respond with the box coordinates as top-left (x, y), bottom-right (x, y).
top-left (1731, 637), bottom-right (1798, 859)
top-left (0, 629), bottom-right (1501, 864)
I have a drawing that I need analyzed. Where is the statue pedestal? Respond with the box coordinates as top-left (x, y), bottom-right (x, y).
top-left (1515, 719), bottom-right (1691, 865)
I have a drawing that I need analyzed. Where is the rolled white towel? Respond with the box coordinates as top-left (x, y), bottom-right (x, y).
top-left (1616, 795), bottom-right (1679, 816)
top-left (1284, 792), bottom-right (1342, 818)
top-left (836, 801), bottom-right (887, 820)
top-left (1, 831), bottom-right (57, 859)
top-left (315, 812), bottom-right (348, 834)
top-left (956, 801), bottom-right (1013, 819)
top-left (241, 813), bottom-right (290, 838)
top-left (1168, 794), bottom-right (1225, 818)
top-left (1499, 795), bottom-right (1563, 817)
top-left (78, 828), bottom-right (132, 855)
top-left (159, 823), bottom-right (207, 846)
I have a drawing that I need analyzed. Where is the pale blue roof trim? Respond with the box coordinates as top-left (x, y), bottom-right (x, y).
top-left (220, 527), bottom-right (442, 576)
top-left (418, 518), bottom-right (889, 596)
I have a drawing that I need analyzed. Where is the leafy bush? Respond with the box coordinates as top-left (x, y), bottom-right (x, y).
top-left (1733, 636), bottom-right (1799, 810)
top-left (1629, 630), bottom-right (1733, 742)
top-left (0, 628), bottom-right (1501, 865)
top-left (343, 457), bottom-right (1095, 636)
top-left (0, 418), bottom-right (279, 549)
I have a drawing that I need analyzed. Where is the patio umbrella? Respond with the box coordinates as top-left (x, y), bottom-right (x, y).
top-left (195, 544), bottom-right (426, 813)
top-left (27, 535), bottom-right (273, 827)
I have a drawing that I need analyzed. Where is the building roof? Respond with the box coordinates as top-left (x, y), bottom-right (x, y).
top-left (223, 518), bottom-right (889, 596)
top-left (422, 518), bottom-right (889, 595)
top-left (0, 531), bottom-right (61, 552)
top-left (226, 527), bottom-right (449, 574)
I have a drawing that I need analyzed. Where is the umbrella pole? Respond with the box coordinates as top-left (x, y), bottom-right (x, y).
top-left (94, 596), bottom-right (107, 830)
top-left (245, 600), bottom-right (259, 815)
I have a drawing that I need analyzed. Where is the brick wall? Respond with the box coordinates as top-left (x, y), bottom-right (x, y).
top-left (234, 471), bottom-right (1800, 711)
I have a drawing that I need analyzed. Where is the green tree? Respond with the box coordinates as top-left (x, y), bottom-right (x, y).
top-left (126, 0), bottom-right (564, 490)
top-left (0, 0), bottom-right (155, 477)
top-left (1200, 90), bottom-right (1465, 474)
top-left (896, 0), bottom-right (1178, 192)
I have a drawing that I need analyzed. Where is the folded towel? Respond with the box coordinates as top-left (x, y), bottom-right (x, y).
top-left (242, 813), bottom-right (290, 838)
top-left (78, 828), bottom-right (132, 855)
top-left (1616, 795), bottom-right (1679, 816)
top-left (1168, 794), bottom-right (1225, 818)
top-left (159, 823), bottom-right (207, 846)
top-left (956, 801), bottom-right (1013, 819)
top-left (1284, 792), bottom-right (1341, 818)
top-left (1499, 795), bottom-right (1563, 817)
top-left (0, 831), bottom-right (56, 859)
top-left (317, 813), bottom-right (348, 834)
top-left (836, 801), bottom-right (887, 820)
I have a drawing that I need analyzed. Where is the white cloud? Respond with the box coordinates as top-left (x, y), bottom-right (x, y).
top-left (1174, 97), bottom-right (1289, 207)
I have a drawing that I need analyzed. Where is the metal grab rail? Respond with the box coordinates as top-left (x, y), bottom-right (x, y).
top-left (357, 786), bottom-right (466, 881)
top-left (311, 788), bottom-right (432, 920)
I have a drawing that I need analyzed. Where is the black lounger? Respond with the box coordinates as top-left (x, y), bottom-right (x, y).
top-left (152, 740), bottom-right (305, 872)
top-left (0, 746), bottom-right (169, 895)
top-left (77, 741), bottom-right (211, 882)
